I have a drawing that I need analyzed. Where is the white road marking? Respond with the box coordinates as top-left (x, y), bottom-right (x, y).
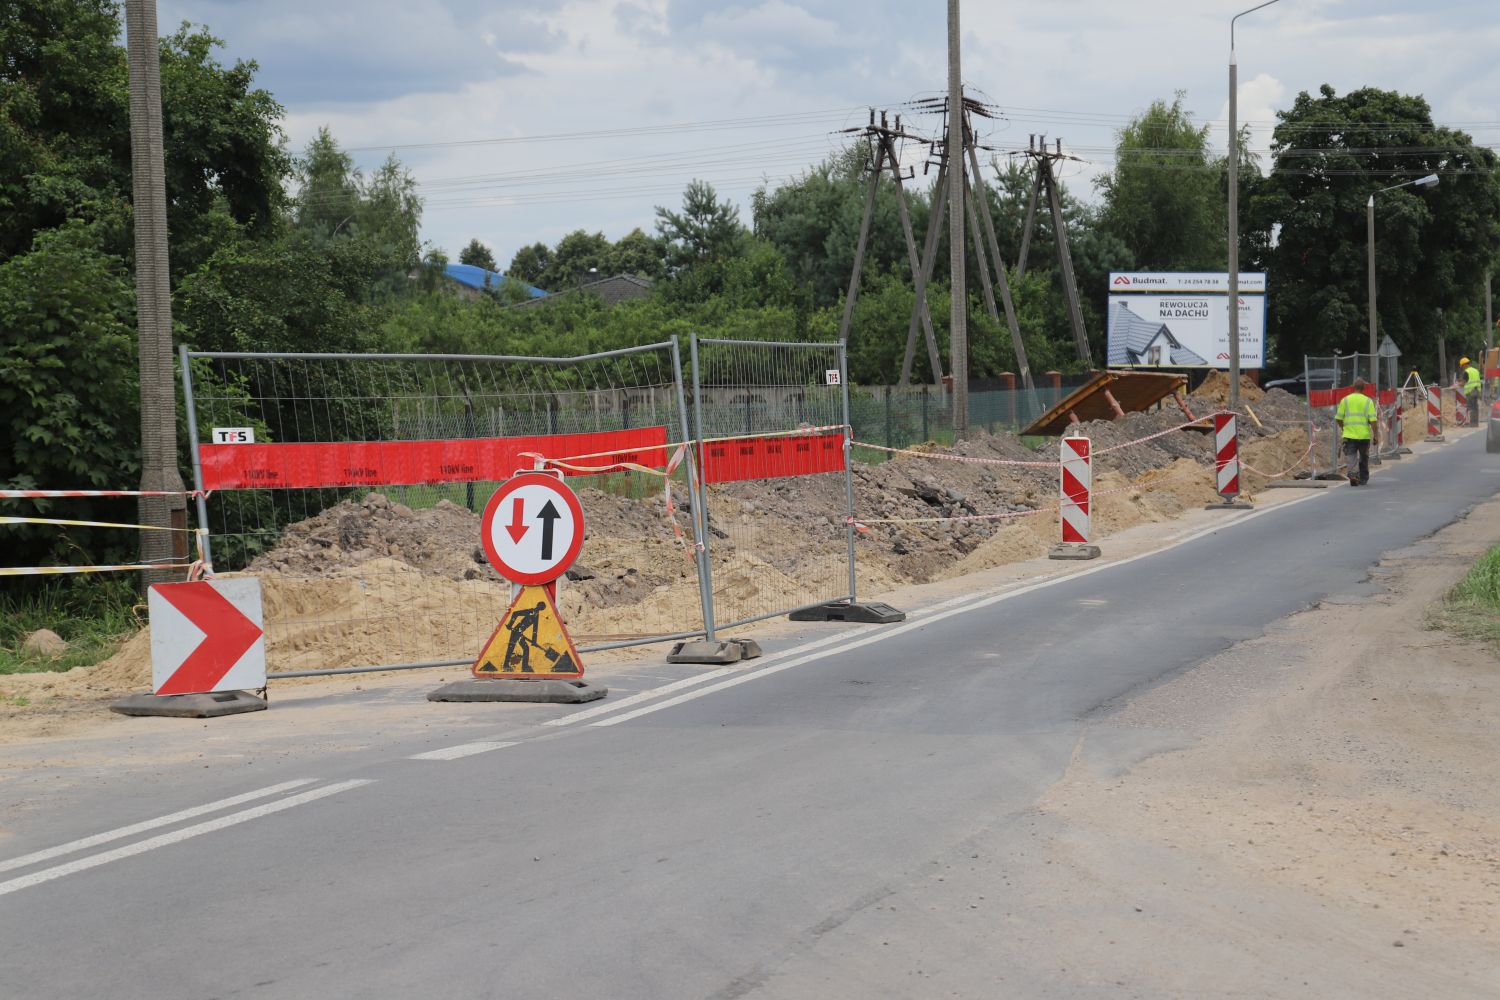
top-left (592, 490), bottom-right (1328, 728)
top-left (0, 779), bottom-right (317, 876)
top-left (543, 630), bottom-right (856, 729)
top-left (408, 741), bottom-right (517, 760)
top-left (0, 779), bottom-right (373, 898)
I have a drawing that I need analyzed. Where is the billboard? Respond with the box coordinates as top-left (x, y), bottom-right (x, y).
top-left (1107, 272), bottom-right (1267, 370)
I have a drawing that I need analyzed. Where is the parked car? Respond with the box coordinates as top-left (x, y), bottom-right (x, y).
top-left (1488, 400), bottom-right (1500, 453)
top-left (1263, 368), bottom-right (1338, 396)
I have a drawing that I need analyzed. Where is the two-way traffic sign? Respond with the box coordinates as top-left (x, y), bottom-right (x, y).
top-left (149, 578), bottom-right (266, 695)
top-left (480, 473), bottom-right (586, 585)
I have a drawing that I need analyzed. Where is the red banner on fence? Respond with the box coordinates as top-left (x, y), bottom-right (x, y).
top-left (1307, 386), bottom-right (1398, 409)
top-left (198, 427), bottom-right (669, 490)
top-left (699, 433), bottom-right (846, 485)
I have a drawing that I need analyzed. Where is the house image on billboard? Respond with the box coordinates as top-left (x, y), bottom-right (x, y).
top-left (1107, 301), bottom-right (1208, 367)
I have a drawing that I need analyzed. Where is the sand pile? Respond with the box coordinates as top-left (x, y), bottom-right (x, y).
top-left (22, 386), bottom-right (1329, 700)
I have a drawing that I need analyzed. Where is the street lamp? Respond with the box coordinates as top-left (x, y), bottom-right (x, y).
top-left (1368, 173), bottom-right (1439, 381)
top-left (1228, 0), bottom-right (1282, 413)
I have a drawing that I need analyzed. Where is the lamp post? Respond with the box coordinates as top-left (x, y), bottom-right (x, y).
top-left (1228, 0), bottom-right (1282, 413)
top-left (1368, 173), bottom-right (1439, 382)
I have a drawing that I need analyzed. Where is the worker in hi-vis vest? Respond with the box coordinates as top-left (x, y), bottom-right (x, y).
top-left (1335, 377), bottom-right (1379, 487)
top-left (1461, 357), bottom-right (1482, 425)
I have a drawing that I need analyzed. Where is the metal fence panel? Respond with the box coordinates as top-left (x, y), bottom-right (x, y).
top-left (181, 344), bottom-right (706, 675)
top-left (689, 337), bottom-right (853, 631)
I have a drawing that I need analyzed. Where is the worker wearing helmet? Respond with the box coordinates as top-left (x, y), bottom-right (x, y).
top-left (1461, 357), bottom-right (1482, 425)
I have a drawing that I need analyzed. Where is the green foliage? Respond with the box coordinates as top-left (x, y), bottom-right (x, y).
top-left (0, 576), bottom-right (139, 675)
top-left (1097, 94), bottom-right (1224, 272)
top-left (459, 238), bottom-right (497, 271)
top-left (1431, 543), bottom-right (1500, 653)
top-left (1247, 85), bottom-right (1500, 372)
top-left (0, 222), bottom-right (140, 567)
top-left (507, 241), bottom-right (552, 286)
top-left (656, 179), bottom-right (747, 275)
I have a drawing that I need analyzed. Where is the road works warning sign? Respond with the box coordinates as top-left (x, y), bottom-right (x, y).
top-left (473, 584), bottom-right (583, 679)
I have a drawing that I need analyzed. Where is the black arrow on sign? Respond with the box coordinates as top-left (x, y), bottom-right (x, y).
top-left (536, 499), bottom-right (561, 561)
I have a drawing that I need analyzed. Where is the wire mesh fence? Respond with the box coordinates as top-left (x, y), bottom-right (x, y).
top-left (689, 337), bottom-right (854, 631)
top-left (1305, 353), bottom-right (1385, 477)
top-left (847, 379), bottom-right (1089, 457)
top-left (181, 344), bottom-right (704, 674)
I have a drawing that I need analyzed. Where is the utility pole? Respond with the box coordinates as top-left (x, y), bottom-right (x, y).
top-left (1015, 137), bottom-right (1092, 366)
top-left (947, 0), bottom-right (967, 436)
top-left (124, 0), bottom-right (187, 584)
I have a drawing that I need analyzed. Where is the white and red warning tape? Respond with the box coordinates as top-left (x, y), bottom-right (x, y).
top-left (0, 488), bottom-right (204, 499)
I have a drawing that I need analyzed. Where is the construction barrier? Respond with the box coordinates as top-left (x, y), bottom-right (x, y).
top-left (1454, 384), bottom-right (1470, 427)
top-left (180, 343), bottom-right (709, 675)
top-left (688, 336), bottom-right (864, 630)
top-left (1427, 383), bottom-right (1445, 441)
top-left (1215, 413), bottom-right (1241, 499)
top-left (1049, 436), bottom-right (1099, 561)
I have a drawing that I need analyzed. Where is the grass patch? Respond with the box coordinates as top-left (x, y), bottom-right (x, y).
top-left (1431, 544), bottom-right (1500, 649)
top-left (0, 578), bottom-right (140, 675)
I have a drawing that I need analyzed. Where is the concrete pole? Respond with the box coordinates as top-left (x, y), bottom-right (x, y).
top-left (1368, 194), bottom-right (1379, 384)
top-left (1227, 50), bottom-right (1241, 412)
top-left (947, 0), bottom-right (967, 435)
top-left (1486, 272), bottom-right (1493, 401)
top-left (124, 0), bottom-right (188, 585)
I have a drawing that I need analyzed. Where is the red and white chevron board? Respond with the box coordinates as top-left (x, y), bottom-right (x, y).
top-left (1454, 386), bottom-right (1469, 427)
top-left (1059, 436), bottom-right (1092, 544)
top-left (1427, 384), bottom-right (1443, 437)
top-left (1213, 413), bottom-right (1240, 498)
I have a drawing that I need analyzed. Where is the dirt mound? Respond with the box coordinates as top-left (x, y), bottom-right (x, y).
top-left (19, 393), bottom-right (1326, 704)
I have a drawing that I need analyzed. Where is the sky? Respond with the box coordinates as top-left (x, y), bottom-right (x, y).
top-left (156, 0), bottom-right (1500, 275)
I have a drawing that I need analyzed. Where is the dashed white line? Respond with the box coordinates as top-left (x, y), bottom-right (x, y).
top-left (0, 779), bottom-right (318, 876)
top-left (0, 779), bottom-right (374, 898)
top-left (408, 741), bottom-right (517, 760)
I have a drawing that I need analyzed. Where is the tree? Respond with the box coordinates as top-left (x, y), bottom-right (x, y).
top-left (507, 242), bottom-right (552, 288)
top-left (1096, 95), bottom-right (1224, 271)
top-left (609, 228), bottom-right (665, 279)
top-left (293, 127), bottom-right (360, 240)
top-left (1246, 85), bottom-right (1500, 370)
top-left (0, 222), bottom-right (140, 569)
top-left (656, 179), bottom-right (746, 274)
top-left (544, 229), bottom-right (612, 287)
top-left (459, 238), bottom-right (497, 271)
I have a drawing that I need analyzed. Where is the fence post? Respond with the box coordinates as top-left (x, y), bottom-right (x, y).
top-left (840, 343), bottom-right (859, 606)
top-left (921, 385), bottom-right (929, 442)
top-left (687, 334), bottom-right (716, 643)
top-left (884, 385), bottom-right (893, 450)
top-left (1000, 372), bottom-right (1017, 428)
top-left (177, 345), bottom-right (214, 574)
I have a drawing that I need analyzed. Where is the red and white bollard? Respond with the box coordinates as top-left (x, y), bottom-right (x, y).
top-left (1426, 384), bottom-right (1445, 441)
top-left (1049, 435), bottom-right (1100, 561)
top-left (1207, 413), bottom-right (1252, 509)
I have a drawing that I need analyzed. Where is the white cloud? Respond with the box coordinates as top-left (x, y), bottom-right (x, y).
top-left (161, 0), bottom-right (1500, 269)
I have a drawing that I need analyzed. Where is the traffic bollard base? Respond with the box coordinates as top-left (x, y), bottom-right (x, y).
top-left (427, 679), bottom-right (607, 704)
top-left (110, 690), bottom-right (267, 718)
top-left (788, 601), bottom-right (906, 624)
top-left (666, 640), bottom-right (744, 665)
top-left (1049, 543), bottom-right (1101, 561)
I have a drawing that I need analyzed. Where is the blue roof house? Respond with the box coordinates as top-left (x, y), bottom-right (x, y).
top-left (441, 263), bottom-right (548, 300)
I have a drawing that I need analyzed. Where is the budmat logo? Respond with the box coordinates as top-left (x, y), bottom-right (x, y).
top-left (1113, 276), bottom-right (1131, 286)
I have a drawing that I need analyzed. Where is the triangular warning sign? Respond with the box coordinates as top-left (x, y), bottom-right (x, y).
top-left (473, 584), bottom-right (584, 679)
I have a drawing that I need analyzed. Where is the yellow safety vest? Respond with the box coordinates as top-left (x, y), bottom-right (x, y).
top-left (1464, 366), bottom-right (1482, 395)
top-left (1335, 391), bottom-right (1377, 441)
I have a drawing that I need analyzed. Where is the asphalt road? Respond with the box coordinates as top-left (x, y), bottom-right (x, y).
top-left (2, 433), bottom-right (1495, 999)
